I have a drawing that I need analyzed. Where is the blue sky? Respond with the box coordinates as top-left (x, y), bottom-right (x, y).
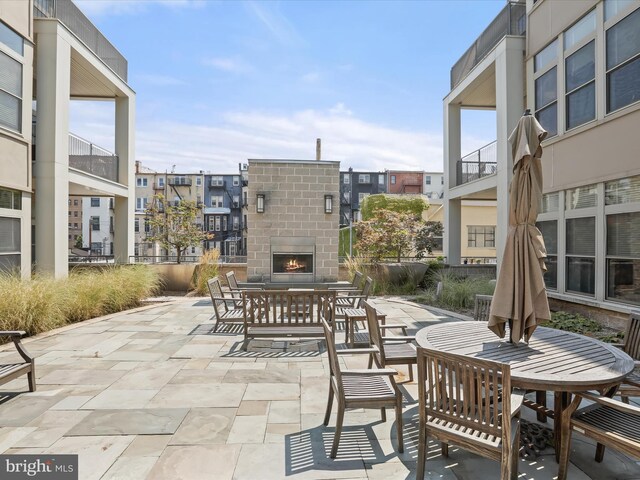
top-left (71, 0), bottom-right (502, 174)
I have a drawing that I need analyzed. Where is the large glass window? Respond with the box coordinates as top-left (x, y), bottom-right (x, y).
top-left (0, 51), bottom-right (22, 132)
top-left (535, 68), bottom-right (558, 137)
top-left (541, 192), bottom-right (560, 213)
top-left (467, 226), bottom-right (495, 248)
top-left (0, 217), bottom-right (20, 272)
top-left (537, 220), bottom-right (558, 290)
top-left (564, 10), bottom-right (596, 51)
top-left (358, 174), bottom-right (370, 184)
top-left (211, 195), bottom-right (223, 207)
top-left (605, 0), bottom-right (637, 21)
top-left (566, 184), bottom-right (598, 210)
top-left (91, 197), bottom-right (100, 207)
top-left (566, 41), bottom-right (595, 129)
top-left (606, 7), bottom-right (640, 112)
top-left (606, 211), bottom-right (640, 305)
top-left (0, 21), bottom-right (24, 56)
top-left (566, 217), bottom-right (596, 295)
top-left (0, 188), bottom-right (21, 210)
top-left (534, 40), bottom-right (557, 73)
top-left (605, 175), bottom-right (640, 205)
top-left (91, 216), bottom-right (100, 231)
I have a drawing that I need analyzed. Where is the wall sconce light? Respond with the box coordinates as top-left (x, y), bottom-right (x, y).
top-left (324, 194), bottom-right (333, 214)
top-left (256, 194), bottom-right (265, 213)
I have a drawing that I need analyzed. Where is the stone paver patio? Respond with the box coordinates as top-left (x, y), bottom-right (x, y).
top-left (0, 297), bottom-right (638, 479)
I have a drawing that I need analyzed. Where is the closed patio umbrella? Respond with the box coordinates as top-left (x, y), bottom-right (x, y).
top-left (488, 111), bottom-right (551, 344)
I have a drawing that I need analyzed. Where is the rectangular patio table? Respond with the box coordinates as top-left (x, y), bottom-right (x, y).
top-left (415, 322), bottom-right (635, 461)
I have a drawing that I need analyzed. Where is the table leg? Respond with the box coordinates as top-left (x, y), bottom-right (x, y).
top-left (344, 316), bottom-right (350, 346)
top-left (554, 391), bottom-right (570, 463)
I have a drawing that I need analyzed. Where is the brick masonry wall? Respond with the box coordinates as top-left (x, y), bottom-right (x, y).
top-left (247, 160), bottom-right (340, 282)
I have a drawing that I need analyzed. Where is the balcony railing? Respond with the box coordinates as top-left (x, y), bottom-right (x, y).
top-left (456, 140), bottom-right (497, 185)
top-left (169, 177), bottom-right (192, 186)
top-left (450, 1), bottom-right (525, 90)
top-left (34, 0), bottom-right (128, 82)
top-left (68, 133), bottom-right (119, 182)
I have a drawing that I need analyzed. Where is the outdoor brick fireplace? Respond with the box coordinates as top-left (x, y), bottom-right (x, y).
top-left (246, 159), bottom-right (340, 283)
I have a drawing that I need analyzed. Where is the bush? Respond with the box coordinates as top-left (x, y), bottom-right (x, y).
top-left (414, 271), bottom-right (495, 312)
top-left (0, 266), bottom-right (161, 337)
top-left (193, 249), bottom-right (220, 295)
top-left (343, 254), bottom-right (424, 295)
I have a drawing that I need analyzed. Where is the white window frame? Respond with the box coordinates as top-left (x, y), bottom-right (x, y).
top-left (358, 174), bottom-right (370, 184)
top-left (211, 176), bottom-right (224, 187)
top-left (233, 176), bottom-right (240, 186)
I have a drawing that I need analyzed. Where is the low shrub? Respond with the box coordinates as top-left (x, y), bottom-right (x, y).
top-left (193, 249), bottom-right (220, 295)
top-left (541, 311), bottom-right (624, 343)
top-left (0, 266), bottom-right (161, 337)
top-left (413, 271), bottom-right (495, 313)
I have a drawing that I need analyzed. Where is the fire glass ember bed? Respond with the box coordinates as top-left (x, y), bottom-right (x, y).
top-left (272, 254), bottom-right (314, 274)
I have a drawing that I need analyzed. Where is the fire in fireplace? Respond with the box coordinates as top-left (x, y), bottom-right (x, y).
top-left (273, 254), bottom-right (314, 274)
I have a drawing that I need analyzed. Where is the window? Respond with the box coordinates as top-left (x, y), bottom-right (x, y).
top-left (210, 176), bottom-right (224, 187)
top-left (537, 220), bottom-right (558, 290)
top-left (0, 188), bottom-right (20, 210)
top-left (233, 195), bottom-right (240, 208)
top-left (215, 216), bottom-right (221, 231)
top-left (91, 216), bottom-right (100, 231)
top-left (541, 192), bottom-right (560, 213)
top-left (425, 175), bottom-right (431, 185)
top-left (441, 177), bottom-right (444, 185)
top-left (144, 219), bottom-right (150, 233)
top-left (378, 175), bottom-right (385, 185)
top-left (0, 21), bottom-right (24, 56)
top-left (0, 51), bottom-right (22, 132)
top-left (233, 216), bottom-right (239, 230)
top-left (391, 175), bottom-right (396, 184)
top-left (606, 211), bottom-right (640, 304)
top-left (91, 197), bottom-right (100, 207)
top-left (605, 175), bottom-right (640, 205)
top-left (467, 226), bottom-right (495, 248)
top-left (566, 217), bottom-right (596, 295)
top-left (136, 178), bottom-right (148, 187)
top-left (566, 41), bottom-right (595, 129)
top-left (358, 192), bottom-right (369, 204)
top-left (90, 242), bottom-right (102, 255)
top-left (211, 196), bottom-right (223, 208)
top-left (535, 67), bottom-right (558, 137)
top-left (136, 198), bottom-right (148, 211)
top-left (196, 177), bottom-right (202, 186)
top-left (566, 184), bottom-right (598, 209)
top-left (74, 211), bottom-right (78, 217)
top-left (208, 216), bottom-right (215, 231)
top-left (196, 195), bottom-right (202, 205)
top-left (343, 175), bottom-right (350, 184)
top-left (68, 199), bottom-right (71, 206)
top-left (564, 10), bottom-right (596, 51)
top-left (233, 176), bottom-right (240, 186)
top-left (606, 6), bottom-right (640, 112)
top-left (134, 218), bottom-right (140, 232)
top-left (157, 177), bottom-right (164, 187)
top-left (534, 39), bottom-right (557, 73)
top-left (222, 216), bottom-right (227, 231)
top-left (73, 199), bottom-right (78, 206)
top-left (73, 223), bottom-right (78, 229)
top-left (358, 174), bottom-right (370, 184)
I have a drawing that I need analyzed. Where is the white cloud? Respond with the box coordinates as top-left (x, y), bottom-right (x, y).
top-left (245, 1), bottom-right (303, 47)
top-left (74, 0), bottom-right (205, 18)
top-left (202, 57), bottom-right (253, 74)
top-left (69, 102), bottom-right (494, 176)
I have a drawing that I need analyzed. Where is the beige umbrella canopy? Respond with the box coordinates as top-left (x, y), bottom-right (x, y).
top-left (488, 112), bottom-right (551, 344)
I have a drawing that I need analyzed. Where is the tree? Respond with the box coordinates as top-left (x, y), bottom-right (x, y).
top-left (355, 209), bottom-right (422, 262)
top-left (74, 235), bottom-right (83, 250)
top-left (145, 194), bottom-right (211, 264)
top-left (360, 194), bottom-right (427, 221)
top-left (415, 221), bottom-right (444, 258)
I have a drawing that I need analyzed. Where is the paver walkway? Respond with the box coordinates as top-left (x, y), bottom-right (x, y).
top-left (0, 297), bottom-right (638, 479)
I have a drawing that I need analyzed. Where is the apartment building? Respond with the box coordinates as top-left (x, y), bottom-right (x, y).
top-left (82, 197), bottom-right (114, 255)
top-left (0, 0), bottom-right (135, 277)
top-left (443, 0), bottom-right (640, 310)
top-left (68, 196), bottom-right (83, 249)
top-left (387, 170), bottom-right (425, 194)
top-left (134, 164), bottom-right (205, 259)
top-left (204, 173), bottom-right (244, 257)
top-left (339, 169), bottom-right (387, 226)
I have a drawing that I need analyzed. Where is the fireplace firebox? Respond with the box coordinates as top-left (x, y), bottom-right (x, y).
top-left (273, 254), bottom-right (314, 274)
top-left (270, 237), bottom-right (315, 283)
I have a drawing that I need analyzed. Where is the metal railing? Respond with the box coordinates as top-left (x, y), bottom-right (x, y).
top-left (68, 133), bottom-right (119, 182)
top-left (169, 177), bottom-right (192, 186)
top-left (129, 255), bottom-right (248, 264)
top-left (33, 0), bottom-right (128, 82)
top-left (456, 140), bottom-right (497, 185)
top-left (461, 257), bottom-right (497, 265)
top-left (69, 255), bottom-right (114, 264)
top-left (450, 1), bottom-right (525, 89)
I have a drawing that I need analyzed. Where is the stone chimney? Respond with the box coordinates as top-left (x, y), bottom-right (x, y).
top-left (316, 138), bottom-right (321, 161)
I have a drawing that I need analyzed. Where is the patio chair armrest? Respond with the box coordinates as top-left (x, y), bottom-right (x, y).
top-left (382, 336), bottom-right (415, 342)
top-left (577, 392), bottom-right (640, 415)
top-left (336, 347), bottom-right (379, 356)
top-left (342, 368), bottom-right (398, 377)
top-left (379, 324), bottom-right (407, 330)
top-left (610, 342), bottom-right (625, 349)
top-left (509, 388), bottom-right (526, 417)
top-left (0, 331), bottom-right (27, 339)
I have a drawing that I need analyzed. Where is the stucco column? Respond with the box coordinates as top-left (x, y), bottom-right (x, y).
top-left (113, 95), bottom-right (135, 264)
top-left (494, 38), bottom-right (525, 270)
top-left (444, 102), bottom-right (462, 265)
top-left (34, 25), bottom-right (71, 278)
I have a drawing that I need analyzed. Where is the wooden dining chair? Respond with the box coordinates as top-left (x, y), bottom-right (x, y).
top-left (335, 276), bottom-right (373, 308)
top-left (416, 347), bottom-right (524, 480)
top-left (363, 301), bottom-right (416, 384)
top-left (616, 310), bottom-right (640, 403)
top-left (321, 317), bottom-right (403, 458)
top-left (474, 294), bottom-right (493, 321)
top-left (207, 277), bottom-right (245, 332)
top-left (558, 392), bottom-right (640, 480)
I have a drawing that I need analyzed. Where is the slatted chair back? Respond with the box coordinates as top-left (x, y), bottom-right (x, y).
top-left (364, 301), bottom-right (386, 362)
top-left (226, 271), bottom-right (240, 290)
top-left (242, 290), bottom-right (336, 328)
top-left (625, 311), bottom-right (640, 360)
top-left (355, 276), bottom-right (373, 308)
top-left (321, 317), bottom-right (343, 394)
top-left (474, 294), bottom-right (493, 322)
top-left (207, 277), bottom-right (229, 316)
top-left (352, 271), bottom-right (364, 288)
top-left (418, 347), bottom-right (511, 441)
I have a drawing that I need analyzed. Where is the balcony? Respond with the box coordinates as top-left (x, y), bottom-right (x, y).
top-left (33, 0), bottom-right (128, 82)
top-left (456, 141), bottom-right (497, 185)
top-left (169, 177), bottom-right (192, 187)
top-left (68, 133), bottom-right (119, 182)
top-left (450, 1), bottom-right (525, 90)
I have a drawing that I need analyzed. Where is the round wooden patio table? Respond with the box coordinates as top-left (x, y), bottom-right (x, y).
top-left (415, 322), bottom-right (635, 460)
